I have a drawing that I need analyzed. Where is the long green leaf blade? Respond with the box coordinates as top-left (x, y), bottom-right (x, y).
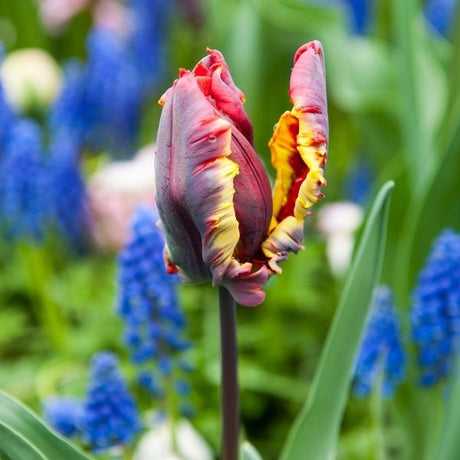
top-left (281, 181), bottom-right (395, 460)
top-left (0, 390), bottom-right (91, 460)
top-left (0, 422), bottom-right (46, 460)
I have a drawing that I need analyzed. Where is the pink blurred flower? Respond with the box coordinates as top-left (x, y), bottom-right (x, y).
top-left (39, 0), bottom-right (93, 32)
top-left (88, 145), bottom-right (156, 251)
top-left (93, 0), bottom-right (130, 35)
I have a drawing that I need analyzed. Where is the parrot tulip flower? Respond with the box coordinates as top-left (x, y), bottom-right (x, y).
top-left (155, 41), bottom-right (328, 306)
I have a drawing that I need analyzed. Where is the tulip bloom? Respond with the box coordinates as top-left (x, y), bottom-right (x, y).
top-left (155, 41), bottom-right (328, 306)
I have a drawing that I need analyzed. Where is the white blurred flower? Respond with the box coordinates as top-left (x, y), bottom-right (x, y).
top-left (87, 144), bottom-right (156, 251)
top-left (0, 48), bottom-right (62, 111)
top-left (133, 418), bottom-right (213, 460)
top-left (317, 201), bottom-right (364, 277)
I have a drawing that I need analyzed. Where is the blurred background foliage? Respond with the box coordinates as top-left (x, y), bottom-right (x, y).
top-left (0, 0), bottom-right (458, 459)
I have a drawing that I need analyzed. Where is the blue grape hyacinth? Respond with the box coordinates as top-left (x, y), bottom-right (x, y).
top-left (0, 80), bottom-right (15, 152)
top-left (342, 0), bottom-right (372, 34)
top-left (47, 132), bottom-right (88, 246)
top-left (43, 397), bottom-right (83, 438)
top-left (0, 119), bottom-right (48, 240)
top-left (353, 286), bottom-right (406, 397)
top-left (81, 352), bottom-right (141, 452)
top-left (411, 229), bottom-right (460, 386)
top-left (84, 28), bottom-right (144, 154)
top-left (425, 0), bottom-right (457, 37)
top-left (118, 206), bottom-right (193, 413)
top-left (49, 61), bottom-right (88, 141)
top-left (128, 0), bottom-right (171, 90)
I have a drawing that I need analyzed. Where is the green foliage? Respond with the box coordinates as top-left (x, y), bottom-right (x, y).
top-left (0, 1), bottom-right (459, 459)
top-left (0, 391), bottom-right (91, 460)
top-left (281, 182), bottom-right (394, 460)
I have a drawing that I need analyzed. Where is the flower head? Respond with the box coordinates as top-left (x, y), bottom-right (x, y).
top-left (411, 229), bottom-right (460, 386)
top-left (81, 352), bottom-right (141, 451)
top-left (87, 145), bottom-right (156, 251)
top-left (0, 119), bottom-right (48, 240)
top-left (118, 206), bottom-right (193, 409)
top-left (46, 131), bottom-right (88, 246)
top-left (0, 48), bottom-right (62, 112)
top-left (155, 42), bottom-right (328, 306)
top-left (353, 286), bottom-right (406, 397)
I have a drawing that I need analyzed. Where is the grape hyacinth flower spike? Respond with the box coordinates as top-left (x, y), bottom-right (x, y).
top-left (353, 286), bottom-right (406, 397)
top-left (155, 41), bottom-right (328, 460)
top-left (43, 397), bottom-right (83, 438)
top-left (411, 229), bottom-right (460, 386)
top-left (155, 41), bottom-right (328, 307)
top-left (81, 352), bottom-right (141, 452)
top-left (118, 206), bottom-right (193, 416)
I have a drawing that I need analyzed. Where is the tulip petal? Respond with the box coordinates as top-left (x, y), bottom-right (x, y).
top-left (155, 72), bottom-right (241, 284)
top-left (230, 126), bottom-right (272, 262)
top-left (270, 40), bottom-right (328, 224)
top-left (193, 49), bottom-right (254, 144)
top-left (222, 260), bottom-right (271, 307)
top-left (262, 216), bottom-right (304, 273)
top-left (263, 41), bottom-right (328, 269)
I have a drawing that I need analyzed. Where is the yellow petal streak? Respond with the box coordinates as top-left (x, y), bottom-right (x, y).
top-left (263, 106), bottom-right (327, 270)
top-left (195, 154), bottom-right (241, 285)
top-left (269, 111), bottom-right (299, 220)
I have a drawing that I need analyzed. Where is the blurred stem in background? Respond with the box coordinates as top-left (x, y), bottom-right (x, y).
top-left (16, 242), bottom-right (68, 355)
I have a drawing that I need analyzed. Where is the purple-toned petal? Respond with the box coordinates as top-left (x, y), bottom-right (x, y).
top-left (155, 72), bottom-right (240, 284)
top-left (193, 49), bottom-right (254, 144)
top-left (222, 260), bottom-right (271, 306)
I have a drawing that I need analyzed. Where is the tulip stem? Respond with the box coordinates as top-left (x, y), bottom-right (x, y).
top-left (219, 286), bottom-right (240, 460)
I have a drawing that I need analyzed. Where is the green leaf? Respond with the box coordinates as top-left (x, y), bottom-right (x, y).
top-left (0, 390), bottom-right (91, 460)
top-left (0, 422), bottom-right (46, 460)
top-left (241, 441), bottom-right (263, 460)
top-left (434, 356), bottom-right (460, 460)
top-left (280, 181), bottom-right (395, 460)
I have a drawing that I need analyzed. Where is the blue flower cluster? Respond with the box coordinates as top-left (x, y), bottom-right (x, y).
top-left (411, 229), bottom-right (460, 386)
top-left (47, 133), bottom-right (88, 246)
top-left (50, 0), bottom-right (170, 156)
top-left (0, 61), bottom-right (87, 244)
top-left (81, 352), bottom-right (141, 452)
top-left (342, 0), bottom-right (372, 35)
top-left (43, 352), bottom-right (141, 452)
top-left (0, 120), bottom-right (47, 240)
top-left (425, 0), bottom-right (458, 37)
top-left (43, 397), bottom-right (83, 438)
top-left (0, 0), bottom-right (170, 244)
top-left (344, 158), bottom-right (373, 206)
top-left (353, 286), bottom-right (406, 397)
top-left (118, 206), bottom-right (193, 415)
top-left (0, 106), bottom-right (87, 244)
